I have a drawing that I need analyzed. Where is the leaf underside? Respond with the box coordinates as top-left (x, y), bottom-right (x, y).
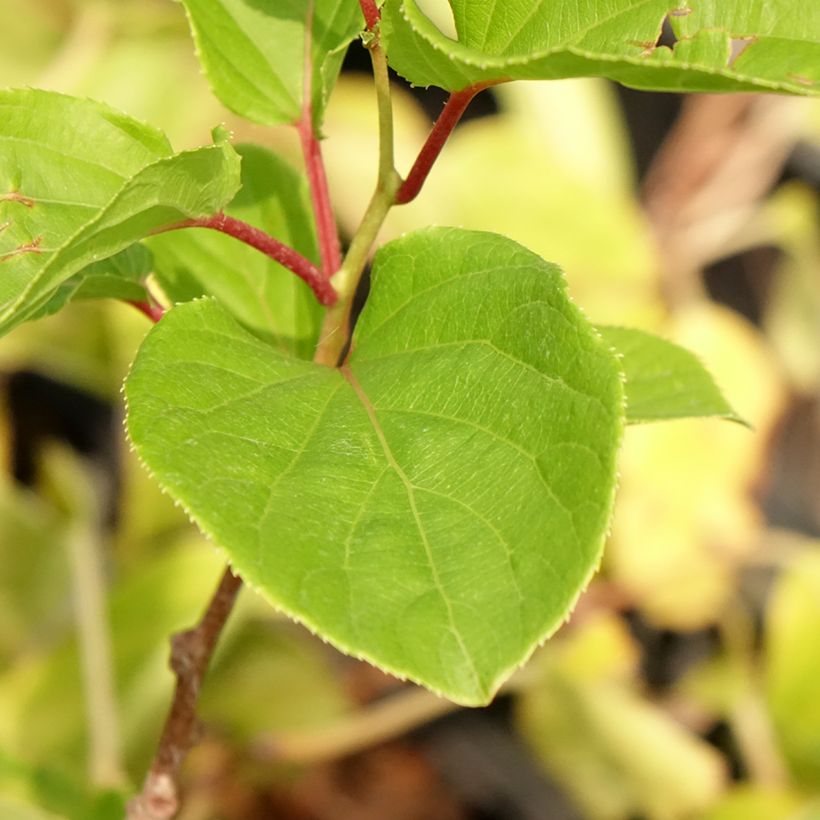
top-left (126, 227), bottom-right (625, 705)
top-left (29, 245), bottom-right (153, 322)
top-left (382, 0), bottom-right (820, 95)
top-left (0, 88), bottom-right (241, 338)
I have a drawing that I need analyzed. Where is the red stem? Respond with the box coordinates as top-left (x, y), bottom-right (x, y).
top-left (129, 300), bottom-right (166, 323)
top-left (395, 83), bottom-right (492, 205)
top-left (297, 0), bottom-right (341, 277)
top-left (155, 213), bottom-right (337, 306)
top-left (297, 123), bottom-right (341, 277)
top-left (359, 0), bottom-right (380, 30)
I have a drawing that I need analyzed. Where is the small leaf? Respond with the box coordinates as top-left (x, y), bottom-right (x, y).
top-left (180, 0), bottom-right (363, 127)
top-left (382, 0), bottom-right (820, 96)
top-left (149, 145), bottom-right (322, 358)
top-left (0, 88), bottom-right (241, 336)
top-left (598, 325), bottom-right (747, 425)
top-left (126, 227), bottom-right (624, 705)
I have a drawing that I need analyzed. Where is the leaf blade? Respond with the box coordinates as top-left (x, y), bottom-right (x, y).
top-left (180, 0), bottom-right (364, 126)
top-left (27, 245), bottom-right (153, 323)
top-left (382, 0), bottom-right (820, 95)
top-left (126, 228), bottom-right (624, 704)
top-left (0, 89), bottom-right (241, 336)
top-left (598, 325), bottom-right (747, 425)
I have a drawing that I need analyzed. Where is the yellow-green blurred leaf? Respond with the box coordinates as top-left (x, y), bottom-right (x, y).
top-left (200, 621), bottom-right (350, 741)
top-left (518, 662), bottom-right (725, 820)
top-left (764, 184), bottom-right (820, 393)
top-left (766, 548), bottom-right (820, 786)
top-left (703, 786), bottom-right (805, 820)
top-left (608, 305), bottom-right (785, 628)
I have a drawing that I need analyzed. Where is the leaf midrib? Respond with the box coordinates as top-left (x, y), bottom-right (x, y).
top-left (341, 363), bottom-right (483, 694)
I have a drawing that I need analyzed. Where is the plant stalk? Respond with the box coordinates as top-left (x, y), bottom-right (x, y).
top-left (314, 33), bottom-right (400, 367)
top-left (358, 0), bottom-right (380, 30)
top-left (127, 567), bottom-right (243, 820)
top-left (129, 300), bottom-right (165, 323)
top-left (298, 0), bottom-right (342, 277)
top-left (154, 213), bottom-right (337, 306)
top-left (66, 496), bottom-right (125, 788)
top-left (126, 308), bottom-right (243, 819)
top-left (396, 83), bottom-right (494, 205)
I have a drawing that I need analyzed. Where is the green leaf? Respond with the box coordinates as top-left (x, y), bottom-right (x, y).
top-left (766, 548), bottom-right (820, 787)
top-left (149, 145), bottom-right (322, 358)
top-left (597, 326), bottom-right (746, 425)
top-left (199, 620), bottom-right (351, 740)
top-left (0, 88), bottom-right (241, 337)
top-left (0, 754), bottom-right (125, 820)
top-left (126, 227), bottom-right (624, 705)
top-left (703, 787), bottom-right (807, 820)
top-left (29, 245), bottom-right (153, 323)
top-left (518, 669), bottom-right (725, 819)
top-left (179, 0), bottom-right (364, 127)
top-left (382, 0), bottom-right (820, 96)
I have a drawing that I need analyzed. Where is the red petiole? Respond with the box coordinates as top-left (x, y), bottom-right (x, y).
top-left (298, 0), bottom-right (342, 277)
top-left (359, 0), bottom-right (380, 31)
top-left (153, 213), bottom-right (337, 306)
top-left (297, 118), bottom-right (341, 278)
top-left (396, 83), bottom-right (494, 205)
top-left (128, 299), bottom-right (165, 323)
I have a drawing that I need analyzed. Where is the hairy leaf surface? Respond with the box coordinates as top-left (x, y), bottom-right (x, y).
top-left (180, 0), bottom-right (363, 126)
top-left (149, 145), bottom-right (322, 359)
top-left (0, 89), bottom-right (241, 336)
top-left (382, 0), bottom-right (820, 95)
top-left (598, 326), bottom-right (745, 425)
top-left (127, 228), bottom-right (624, 705)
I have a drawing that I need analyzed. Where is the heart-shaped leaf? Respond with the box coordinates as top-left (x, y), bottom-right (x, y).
top-left (126, 228), bottom-right (624, 704)
top-left (598, 325), bottom-right (746, 425)
top-left (0, 89), bottom-right (241, 336)
top-left (148, 144), bottom-right (322, 359)
top-left (180, 0), bottom-right (364, 127)
top-left (382, 0), bottom-right (820, 96)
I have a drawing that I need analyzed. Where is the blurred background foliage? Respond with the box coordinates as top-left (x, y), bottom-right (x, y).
top-left (1, 0), bottom-right (820, 818)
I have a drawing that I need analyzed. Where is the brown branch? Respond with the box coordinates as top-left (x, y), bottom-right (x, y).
top-left (127, 567), bottom-right (243, 820)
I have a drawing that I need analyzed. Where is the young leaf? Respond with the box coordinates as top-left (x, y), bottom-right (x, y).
top-left (149, 145), bottom-right (322, 359)
top-left (597, 326), bottom-right (747, 425)
top-left (179, 0), bottom-right (364, 127)
top-left (126, 227), bottom-right (624, 705)
top-left (0, 89), bottom-right (241, 337)
top-left (382, 0), bottom-right (820, 96)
